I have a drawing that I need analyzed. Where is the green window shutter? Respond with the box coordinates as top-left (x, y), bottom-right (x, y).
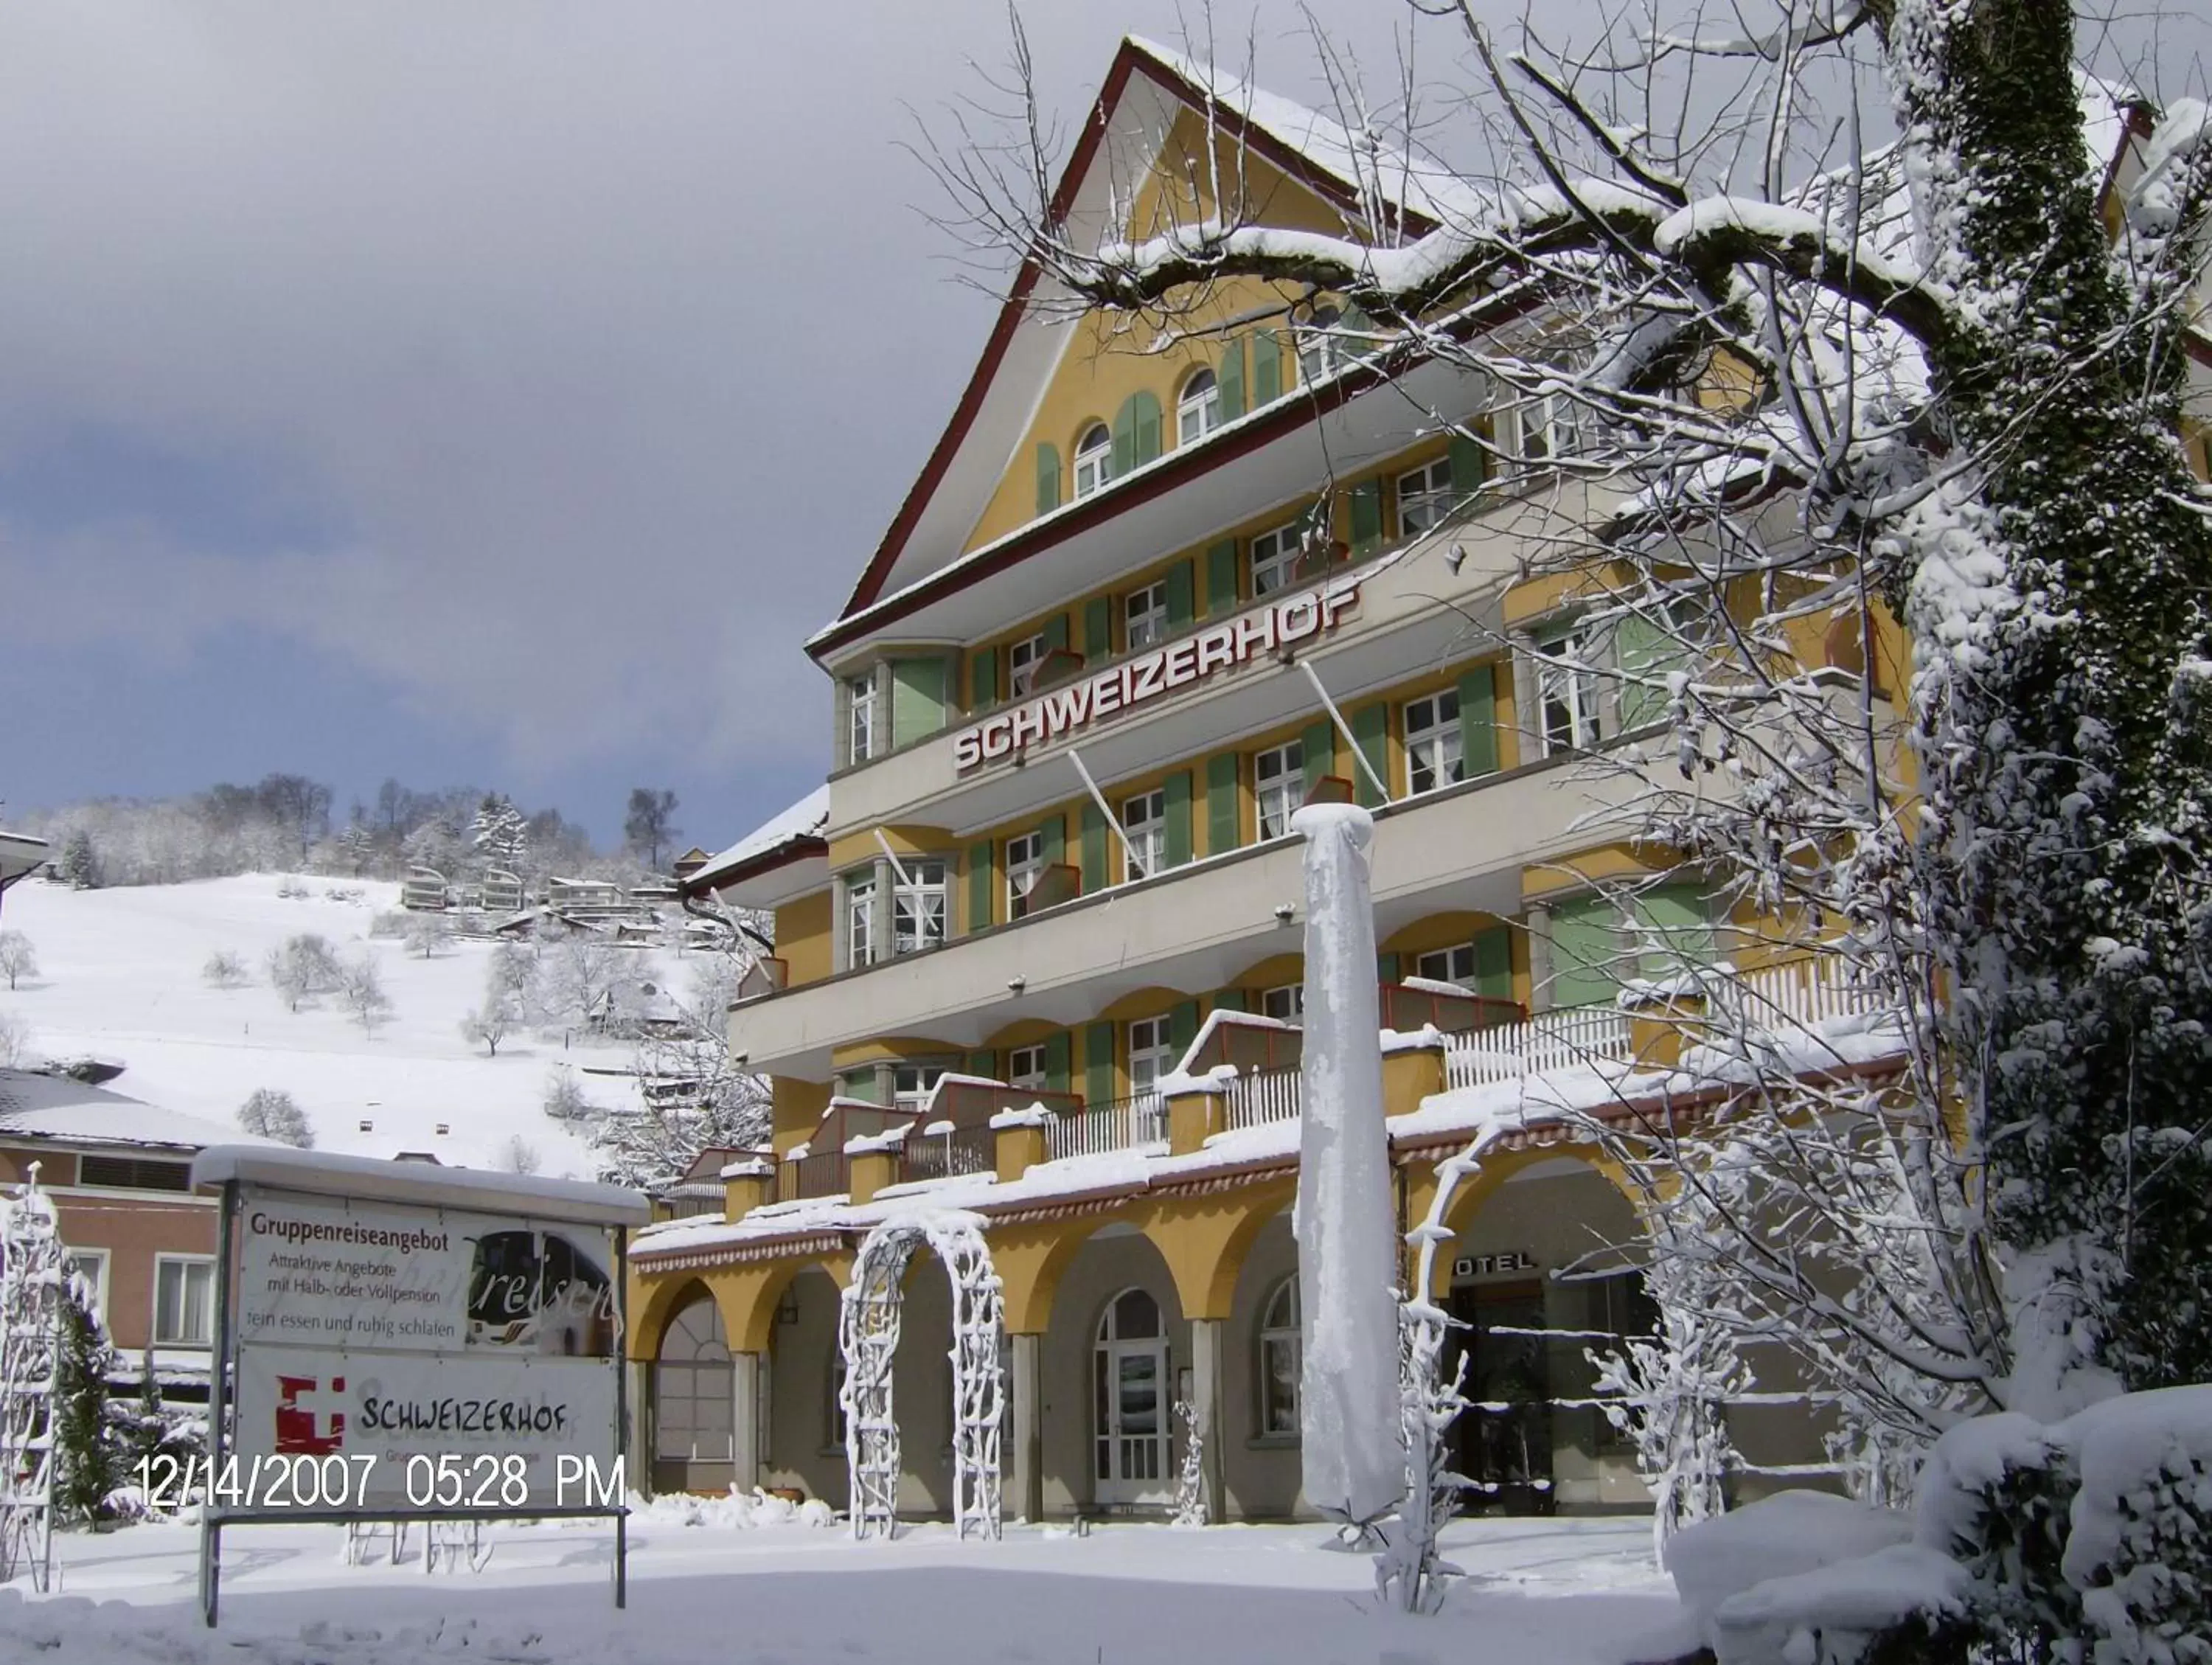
top-left (1458, 664), bottom-right (1499, 778)
top-left (1252, 333), bottom-right (1280, 405)
top-left (965, 842), bottom-right (994, 933)
top-left (1130, 391), bottom-right (1164, 466)
top-left (1212, 988), bottom-right (1247, 1014)
top-left (964, 1049), bottom-right (997, 1080)
top-left (1343, 302), bottom-right (1375, 358)
top-left (1042, 614), bottom-right (1069, 654)
top-left (1084, 1022), bottom-right (1116, 1108)
top-left (1218, 339), bottom-right (1246, 420)
top-left (1164, 559), bottom-right (1194, 629)
top-left (1034, 442), bottom-right (1062, 517)
top-left (1163, 771), bottom-right (1193, 868)
top-left (1448, 431), bottom-right (1489, 501)
top-left (1205, 539), bottom-right (1239, 616)
top-left (838, 1068), bottom-right (882, 1105)
top-left (1301, 717), bottom-right (1336, 798)
top-left (1206, 752), bottom-right (1240, 854)
top-left (888, 656), bottom-right (948, 748)
top-left (1349, 479), bottom-right (1383, 555)
top-left (1037, 814), bottom-right (1065, 872)
top-left (1080, 802), bottom-right (1109, 893)
top-left (970, 648), bottom-right (998, 711)
top-left (1378, 951), bottom-right (1401, 983)
top-left (1168, 999), bottom-right (1200, 1064)
top-left (1043, 1032), bottom-right (1071, 1096)
top-left (1111, 398), bottom-right (1138, 478)
top-left (1085, 596), bottom-right (1113, 662)
top-left (1635, 884), bottom-right (1717, 971)
top-left (1351, 703), bottom-right (1390, 808)
top-left (1617, 613), bottom-right (1677, 731)
top-left (1549, 895), bottom-right (1621, 1008)
top-left (1472, 928), bottom-right (1513, 1001)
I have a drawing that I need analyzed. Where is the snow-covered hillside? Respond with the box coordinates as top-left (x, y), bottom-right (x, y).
top-left (0, 875), bottom-right (691, 1180)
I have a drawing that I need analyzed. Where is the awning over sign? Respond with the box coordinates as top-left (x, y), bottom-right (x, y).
top-left (190, 1145), bottom-right (650, 1229)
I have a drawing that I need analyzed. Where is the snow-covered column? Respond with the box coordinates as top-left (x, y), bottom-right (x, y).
top-left (1290, 802), bottom-right (1405, 1526)
top-left (729, 1351), bottom-right (763, 1495)
top-left (1008, 1332), bottom-right (1044, 1524)
top-left (1189, 1318), bottom-right (1227, 1523)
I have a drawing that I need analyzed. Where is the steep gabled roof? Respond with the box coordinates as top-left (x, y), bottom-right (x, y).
top-left (824, 36), bottom-right (1462, 642)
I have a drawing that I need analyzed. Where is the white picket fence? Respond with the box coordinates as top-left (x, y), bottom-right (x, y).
top-left (1046, 1093), bottom-right (1167, 1161)
top-left (1223, 1068), bottom-right (1301, 1131)
top-left (1724, 957), bottom-right (1891, 1029)
top-left (1444, 1005), bottom-right (1634, 1090)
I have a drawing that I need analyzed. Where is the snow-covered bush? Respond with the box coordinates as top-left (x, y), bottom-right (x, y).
top-left (201, 949), bottom-right (249, 989)
top-left (338, 951), bottom-right (392, 1035)
top-left (274, 876), bottom-right (310, 900)
top-left (543, 1067), bottom-right (599, 1122)
top-left (239, 1088), bottom-right (313, 1148)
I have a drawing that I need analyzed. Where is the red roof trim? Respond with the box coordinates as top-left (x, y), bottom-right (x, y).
top-left (833, 38), bottom-right (1443, 627)
top-left (678, 835), bottom-right (829, 901)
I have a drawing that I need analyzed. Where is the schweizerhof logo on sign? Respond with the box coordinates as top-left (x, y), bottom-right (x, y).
top-left (952, 573), bottom-right (1363, 772)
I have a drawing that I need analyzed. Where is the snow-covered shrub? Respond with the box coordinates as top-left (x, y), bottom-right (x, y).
top-left (274, 876), bottom-right (310, 900)
top-left (543, 1068), bottom-right (599, 1122)
top-left (338, 951), bottom-right (392, 1035)
top-left (201, 949), bottom-right (249, 989)
top-left (239, 1088), bottom-right (313, 1148)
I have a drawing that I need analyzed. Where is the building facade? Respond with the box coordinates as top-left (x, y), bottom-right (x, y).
top-left (626, 38), bottom-right (1933, 1521)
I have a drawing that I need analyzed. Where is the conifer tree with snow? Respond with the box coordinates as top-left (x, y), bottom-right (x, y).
top-left (470, 793), bottom-right (529, 876)
top-left (50, 1277), bottom-right (119, 1525)
top-left (57, 831), bottom-right (98, 890)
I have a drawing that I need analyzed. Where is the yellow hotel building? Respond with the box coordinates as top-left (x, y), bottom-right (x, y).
top-left (627, 37), bottom-right (1919, 1523)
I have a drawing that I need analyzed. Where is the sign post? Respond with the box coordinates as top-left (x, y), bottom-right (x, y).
top-left (189, 1149), bottom-right (650, 1627)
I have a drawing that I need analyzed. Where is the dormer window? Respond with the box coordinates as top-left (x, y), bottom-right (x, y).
top-left (1177, 369), bottom-right (1222, 446)
top-left (1074, 423), bottom-right (1113, 498)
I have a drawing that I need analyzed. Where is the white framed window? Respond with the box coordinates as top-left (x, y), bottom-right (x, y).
top-left (1121, 788), bottom-right (1167, 881)
top-left (1254, 740), bottom-right (1304, 841)
top-left (1007, 1043), bottom-right (1047, 1091)
top-left (154, 1256), bottom-right (216, 1347)
top-left (1404, 689), bottom-right (1464, 794)
top-left (1127, 1016), bottom-right (1178, 1096)
top-left (846, 672), bottom-right (879, 765)
top-left (844, 869), bottom-right (878, 969)
top-left (1259, 983), bottom-right (1304, 1023)
top-left (65, 1249), bottom-right (109, 1324)
top-left (1123, 581), bottom-right (1169, 651)
top-left (655, 1296), bottom-right (734, 1463)
top-left (1259, 1277), bottom-right (1301, 1436)
top-left (1250, 522), bottom-right (1301, 597)
top-left (1074, 423), bottom-right (1113, 498)
top-left (1416, 943), bottom-right (1478, 986)
top-left (1008, 633), bottom-right (1048, 697)
top-left (1296, 303), bottom-right (1343, 383)
top-left (891, 1063), bottom-right (947, 1118)
top-left (1514, 394), bottom-right (1587, 466)
top-left (1006, 830), bottom-right (1046, 920)
top-left (1397, 456), bottom-right (1457, 538)
top-left (892, 859), bottom-right (947, 955)
top-left (1538, 628), bottom-right (1605, 755)
top-left (1177, 369), bottom-right (1222, 446)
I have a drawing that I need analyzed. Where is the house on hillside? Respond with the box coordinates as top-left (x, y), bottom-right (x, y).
top-left (0, 1068), bottom-right (276, 1391)
top-left (401, 866), bottom-right (450, 911)
top-left (481, 869), bottom-right (526, 914)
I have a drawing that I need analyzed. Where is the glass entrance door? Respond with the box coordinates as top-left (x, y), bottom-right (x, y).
top-left (1448, 1286), bottom-right (1555, 1516)
top-left (1093, 1288), bottom-right (1172, 1505)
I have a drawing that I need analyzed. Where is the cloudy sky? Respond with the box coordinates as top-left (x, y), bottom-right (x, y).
top-left (0, 1), bottom-right (1422, 851)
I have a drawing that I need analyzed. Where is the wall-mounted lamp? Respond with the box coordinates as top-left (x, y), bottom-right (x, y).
top-left (1273, 904), bottom-right (1295, 924)
top-left (1007, 976), bottom-right (1027, 995)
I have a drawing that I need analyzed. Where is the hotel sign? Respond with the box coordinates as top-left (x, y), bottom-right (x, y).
top-left (952, 573), bottom-right (1363, 772)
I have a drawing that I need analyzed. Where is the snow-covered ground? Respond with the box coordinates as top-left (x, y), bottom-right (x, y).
top-left (7, 1509), bottom-right (1686, 1664)
top-left (0, 875), bottom-right (686, 1179)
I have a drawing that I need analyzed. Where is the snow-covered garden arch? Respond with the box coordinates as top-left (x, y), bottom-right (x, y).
top-left (838, 1210), bottom-right (1004, 1540)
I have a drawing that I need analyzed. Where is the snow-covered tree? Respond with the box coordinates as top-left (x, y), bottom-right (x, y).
top-left (201, 949), bottom-right (250, 990)
top-left (622, 788), bottom-right (680, 872)
top-left (238, 1088), bottom-right (313, 1148)
top-left (0, 932), bottom-right (35, 992)
top-left (498, 1135), bottom-right (543, 1176)
top-left (543, 1066), bottom-right (600, 1123)
top-left (338, 952), bottom-right (393, 1036)
top-left (470, 793), bottom-right (529, 875)
top-left (0, 1011), bottom-right (29, 1069)
top-left (589, 950), bottom-right (769, 1186)
top-left (402, 913), bottom-right (451, 959)
top-left (57, 831), bottom-right (97, 890)
top-left (50, 1275), bottom-right (119, 1526)
top-left (547, 935), bottom-right (625, 1029)
top-left (462, 956), bottom-right (524, 1058)
top-left (265, 933), bottom-right (343, 1012)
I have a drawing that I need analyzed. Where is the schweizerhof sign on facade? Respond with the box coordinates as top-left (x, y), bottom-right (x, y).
top-left (952, 574), bottom-right (1363, 772)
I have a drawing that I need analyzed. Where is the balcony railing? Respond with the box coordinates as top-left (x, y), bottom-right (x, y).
top-left (1377, 981), bottom-right (1525, 1037)
top-left (783, 1148), bottom-right (849, 1200)
top-left (1046, 1093), bottom-right (1167, 1162)
top-left (1224, 1067), bottom-right (1301, 1131)
top-left (902, 1123), bottom-right (998, 1183)
top-left (1443, 1005), bottom-right (1635, 1089)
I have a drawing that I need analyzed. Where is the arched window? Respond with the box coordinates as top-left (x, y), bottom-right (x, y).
top-left (1178, 368), bottom-right (1222, 446)
top-left (1259, 1277), bottom-right (1300, 1436)
top-left (655, 1294), bottom-right (734, 1462)
top-left (1094, 1287), bottom-right (1169, 1500)
top-left (1074, 422), bottom-right (1113, 498)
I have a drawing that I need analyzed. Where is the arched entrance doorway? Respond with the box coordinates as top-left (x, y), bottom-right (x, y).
top-left (840, 1212), bottom-right (1005, 1540)
top-left (1093, 1287), bottom-right (1171, 1506)
top-left (653, 1289), bottom-right (734, 1494)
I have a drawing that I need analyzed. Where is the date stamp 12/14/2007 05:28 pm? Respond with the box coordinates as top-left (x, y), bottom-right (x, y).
top-left (137, 1450), bottom-right (628, 1512)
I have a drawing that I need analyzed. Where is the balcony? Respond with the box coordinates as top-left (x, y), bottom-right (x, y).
top-left (730, 751), bottom-right (1646, 1079)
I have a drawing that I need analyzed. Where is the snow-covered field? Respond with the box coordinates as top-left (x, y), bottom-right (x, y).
top-left (7, 1509), bottom-right (1686, 1664)
top-left (0, 875), bottom-right (682, 1178)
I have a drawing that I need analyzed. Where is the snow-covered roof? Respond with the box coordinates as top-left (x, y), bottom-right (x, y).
top-left (192, 1144), bottom-right (652, 1226)
top-left (0, 1068), bottom-right (266, 1154)
top-left (684, 787), bottom-right (831, 897)
top-left (1126, 37), bottom-right (1489, 227)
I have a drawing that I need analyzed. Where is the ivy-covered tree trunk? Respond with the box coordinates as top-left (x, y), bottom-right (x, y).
top-left (1878, 0), bottom-right (2212, 1406)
